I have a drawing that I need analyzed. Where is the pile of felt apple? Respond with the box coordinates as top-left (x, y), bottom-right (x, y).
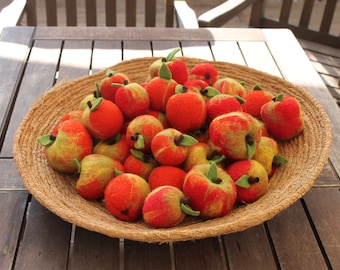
top-left (37, 48), bottom-right (304, 228)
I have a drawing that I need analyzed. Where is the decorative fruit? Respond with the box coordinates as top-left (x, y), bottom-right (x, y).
top-left (104, 173), bottom-right (150, 222)
top-left (183, 162), bottom-right (237, 219)
top-left (213, 77), bottom-right (246, 97)
top-left (37, 119), bottom-right (93, 173)
top-left (189, 63), bottom-right (219, 86)
top-left (148, 166), bottom-right (186, 190)
top-left (226, 159), bottom-right (269, 203)
top-left (99, 69), bottom-right (130, 103)
top-left (260, 93), bottom-right (304, 140)
top-left (209, 111), bottom-right (262, 160)
top-left (124, 149), bottom-right (158, 180)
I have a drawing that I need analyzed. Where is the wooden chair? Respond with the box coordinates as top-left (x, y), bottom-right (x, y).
top-left (0, 0), bottom-right (198, 29)
top-left (197, 0), bottom-right (339, 48)
top-left (196, 0), bottom-right (340, 105)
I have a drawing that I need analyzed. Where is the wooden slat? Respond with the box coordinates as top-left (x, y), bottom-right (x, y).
top-left (0, 191), bottom-right (28, 270)
top-left (299, 0), bottom-right (314, 28)
top-left (92, 40), bottom-right (122, 73)
top-left (222, 225), bottom-right (277, 269)
top-left (25, 0), bottom-right (37, 26)
top-left (122, 40), bottom-right (152, 60)
top-left (151, 40), bottom-right (182, 57)
top-left (105, 0), bottom-right (116, 26)
top-left (210, 40), bottom-right (246, 65)
top-left (313, 161), bottom-right (340, 187)
top-left (320, 0), bottom-right (337, 33)
top-left (0, 27), bottom-right (33, 149)
top-left (181, 41), bottom-right (214, 60)
top-left (145, 0), bottom-right (157, 27)
top-left (279, 0), bottom-right (292, 23)
top-left (86, 0), bottom-right (97, 26)
top-left (45, 0), bottom-right (57, 26)
top-left (165, 0), bottom-right (175, 27)
top-left (0, 39), bottom-right (62, 158)
top-left (126, 0), bottom-right (137, 27)
top-left (65, 0), bottom-right (77, 26)
top-left (67, 227), bottom-right (120, 269)
top-left (124, 240), bottom-right (172, 270)
top-left (0, 159), bottom-right (26, 190)
top-left (173, 237), bottom-right (226, 270)
top-left (303, 188), bottom-right (340, 268)
top-left (267, 201), bottom-right (329, 269)
top-left (14, 199), bottom-right (72, 269)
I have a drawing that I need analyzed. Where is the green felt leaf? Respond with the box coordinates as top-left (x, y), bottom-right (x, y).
top-left (202, 86), bottom-right (220, 98)
top-left (37, 134), bottom-right (55, 146)
top-left (95, 82), bottom-right (102, 98)
top-left (158, 62), bottom-right (172, 80)
top-left (275, 93), bottom-right (284, 102)
top-left (235, 95), bottom-right (246, 104)
top-left (273, 155), bottom-right (288, 166)
top-left (105, 69), bottom-right (116, 77)
top-left (179, 134), bottom-right (198, 147)
top-left (253, 84), bottom-right (263, 90)
top-left (89, 97), bottom-right (103, 112)
top-left (175, 84), bottom-right (184, 94)
top-left (180, 202), bottom-right (200, 217)
top-left (246, 140), bottom-right (257, 160)
top-left (235, 175), bottom-right (251, 188)
top-left (73, 158), bottom-right (81, 174)
top-left (209, 154), bottom-right (225, 164)
top-left (166, 47), bottom-right (181, 62)
top-left (130, 148), bottom-right (144, 161)
top-left (207, 162), bottom-right (218, 182)
top-left (114, 168), bottom-right (123, 176)
top-left (134, 134), bottom-right (145, 150)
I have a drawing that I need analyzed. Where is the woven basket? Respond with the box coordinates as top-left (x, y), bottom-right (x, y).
top-left (13, 57), bottom-right (332, 243)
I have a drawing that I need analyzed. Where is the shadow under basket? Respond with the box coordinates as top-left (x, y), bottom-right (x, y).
top-left (13, 57), bottom-right (332, 243)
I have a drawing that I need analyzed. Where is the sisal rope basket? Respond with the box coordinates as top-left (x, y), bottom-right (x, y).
top-left (13, 57), bottom-right (332, 243)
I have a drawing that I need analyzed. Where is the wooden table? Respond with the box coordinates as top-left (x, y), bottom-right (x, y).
top-left (0, 26), bottom-right (339, 270)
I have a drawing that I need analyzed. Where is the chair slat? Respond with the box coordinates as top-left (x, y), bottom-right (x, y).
top-left (165, 0), bottom-right (175, 27)
top-left (66, 0), bottom-right (77, 26)
top-left (86, 0), bottom-right (97, 26)
top-left (145, 0), bottom-right (157, 27)
top-left (279, 0), bottom-right (292, 23)
top-left (299, 0), bottom-right (314, 28)
top-left (45, 0), bottom-right (57, 26)
top-left (26, 0), bottom-right (37, 26)
top-left (126, 0), bottom-right (137, 26)
top-left (105, 0), bottom-right (116, 26)
top-left (320, 0), bottom-right (337, 34)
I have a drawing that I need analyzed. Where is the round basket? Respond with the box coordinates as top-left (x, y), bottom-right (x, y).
top-left (13, 57), bottom-right (332, 243)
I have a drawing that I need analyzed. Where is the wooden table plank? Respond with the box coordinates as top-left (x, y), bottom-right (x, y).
top-left (0, 159), bottom-right (26, 190)
top-left (222, 225), bottom-right (278, 270)
top-left (0, 27), bottom-right (33, 144)
top-left (92, 40), bottom-right (122, 73)
top-left (14, 198), bottom-right (72, 270)
top-left (0, 39), bottom-right (61, 158)
top-left (124, 240), bottom-right (172, 270)
top-left (181, 41), bottom-right (214, 60)
top-left (314, 161), bottom-right (340, 187)
top-left (303, 188), bottom-right (340, 269)
top-left (67, 227), bottom-right (120, 270)
top-left (210, 41), bottom-right (246, 65)
top-left (267, 201), bottom-right (329, 270)
top-left (151, 40), bottom-right (182, 58)
top-left (0, 191), bottom-right (28, 270)
top-left (173, 237), bottom-right (227, 270)
top-left (262, 29), bottom-right (340, 177)
top-left (122, 40), bottom-right (152, 60)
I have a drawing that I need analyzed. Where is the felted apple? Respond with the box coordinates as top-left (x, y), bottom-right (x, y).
top-left (148, 166), bottom-right (186, 190)
top-left (147, 47), bottom-right (188, 84)
top-left (241, 85), bottom-right (274, 119)
top-left (99, 69), bottom-right (130, 103)
top-left (146, 110), bottom-right (170, 129)
top-left (93, 133), bottom-right (130, 163)
top-left (253, 136), bottom-right (288, 177)
top-left (145, 63), bottom-right (178, 112)
top-left (165, 91), bottom-right (207, 133)
top-left (60, 110), bottom-right (83, 123)
top-left (114, 82), bottom-right (150, 120)
top-left (81, 97), bottom-right (124, 140)
top-left (213, 77), bottom-right (246, 97)
top-left (260, 93), bottom-right (304, 140)
top-left (151, 128), bottom-right (198, 166)
top-left (126, 114), bottom-right (164, 153)
top-left (182, 162), bottom-right (237, 219)
top-left (37, 119), bottom-right (93, 173)
top-left (104, 172), bottom-right (150, 222)
top-left (176, 81), bottom-right (220, 102)
top-left (142, 185), bottom-right (200, 228)
top-left (209, 111), bottom-right (262, 160)
top-left (74, 154), bottom-right (125, 200)
top-left (124, 149), bottom-right (158, 180)
top-left (205, 93), bottom-right (245, 121)
top-left (189, 63), bottom-right (219, 86)
top-left (226, 159), bottom-right (269, 203)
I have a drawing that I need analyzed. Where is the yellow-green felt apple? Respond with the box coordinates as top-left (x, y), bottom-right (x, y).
top-left (74, 154), bottom-right (125, 200)
top-left (37, 119), bottom-right (93, 173)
